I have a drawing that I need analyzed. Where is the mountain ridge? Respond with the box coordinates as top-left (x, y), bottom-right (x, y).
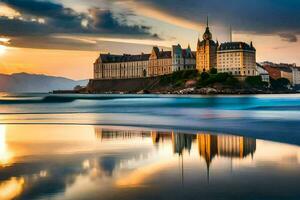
top-left (0, 72), bottom-right (88, 92)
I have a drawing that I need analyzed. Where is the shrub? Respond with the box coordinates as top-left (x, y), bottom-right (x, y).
top-left (245, 76), bottom-right (268, 89)
top-left (197, 72), bottom-right (240, 88)
top-left (270, 78), bottom-right (290, 90)
top-left (215, 73), bottom-right (230, 82)
top-left (159, 70), bottom-right (198, 86)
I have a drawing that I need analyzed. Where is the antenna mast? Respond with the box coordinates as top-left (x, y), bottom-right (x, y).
top-left (230, 25), bottom-right (233, 42)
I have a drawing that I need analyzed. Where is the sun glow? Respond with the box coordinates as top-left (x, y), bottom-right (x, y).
top-left (0, 45), bottom-right (7, 55)
top-left (0, 125), bottom-right (13, 167)
top-left (0, 177), bottom-right (24, 200)
top-left (0, 37), bottom-right (10, 55)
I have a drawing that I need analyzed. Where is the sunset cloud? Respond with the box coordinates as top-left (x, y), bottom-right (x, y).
top-left (129, 0), bottom-right (300, 34)
top-left (0, 0), bottom-right (300, 79)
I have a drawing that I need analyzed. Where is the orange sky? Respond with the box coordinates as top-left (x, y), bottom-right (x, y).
top-left (0, 46), bottom-right (98, 80)
top-left (0, 0), bottom-right (299, 80)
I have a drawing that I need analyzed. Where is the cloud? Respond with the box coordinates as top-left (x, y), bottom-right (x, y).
top-left (88, 8), bottom-right (156, 37)
top-left (0, 0), bottom-right (159, 50)
top-left (0, 17), bottom-right (55, 36)
top-left (279, 33), bottom-right (298, 43)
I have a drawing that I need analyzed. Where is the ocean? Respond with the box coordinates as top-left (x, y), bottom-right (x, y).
top-left (0, 93), bottom-right (299, 199)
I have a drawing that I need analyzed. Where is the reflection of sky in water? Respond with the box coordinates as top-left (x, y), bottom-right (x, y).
top-left (0, 125), bottom-right (299, 200)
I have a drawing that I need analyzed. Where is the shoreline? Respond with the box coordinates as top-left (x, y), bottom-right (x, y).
top-left (52, 87), bottom-right (299, 95)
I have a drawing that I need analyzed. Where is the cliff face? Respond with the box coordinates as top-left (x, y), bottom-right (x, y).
top-left (87, 77), bottom-right (162, 93)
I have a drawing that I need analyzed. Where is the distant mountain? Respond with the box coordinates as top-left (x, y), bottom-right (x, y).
top-left (0, 73), bottom-right (88, 92)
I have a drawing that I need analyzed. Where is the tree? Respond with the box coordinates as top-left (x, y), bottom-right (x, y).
top-left (215, 73), bottom-right (230, 82)
top-left (224, 76), bottom-right (239, 87)
top-left (270, 78), bottom-right (290, 90)
top-left (200, 72), bottom-right (210, 81)
top-left (245, 76), bottom-right (266, 88)
top-left (197, 72), bottom-right (240, 88)
top-left (209, 68), bottom-right (218, 74)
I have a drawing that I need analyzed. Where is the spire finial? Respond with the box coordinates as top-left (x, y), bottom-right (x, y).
top-left (203, 16), bottom-right (212, 40)
top-left (206, 16), bottom-right (209, 27)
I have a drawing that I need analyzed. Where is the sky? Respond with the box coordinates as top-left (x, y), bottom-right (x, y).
top-left (0, 0), bottom-right (300, 80)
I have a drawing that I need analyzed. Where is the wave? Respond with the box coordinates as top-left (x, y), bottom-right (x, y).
top-left (247, 105), bottom-right (300, 110)
top-left (0, 95), bottom-right (151, 104)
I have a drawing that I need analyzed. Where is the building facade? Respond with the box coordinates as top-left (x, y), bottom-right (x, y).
top-left (172, 44), bottom-right (196, 72)
top-left (94, 53), bottom-right (149, 79)
top-left (148, 47), bottom-right (172, 77)
top-left (255, 64), bottom-right (270, 83)
top-left (196, 20), bottom-right (217, 72)
top-left (262, 62), bottom-right (294, 84)
top-left (217, 42), bottom-right (256, 76)
top-left (291, 67), bottom-right (300, 86)
top-left (93, 45), bottom-right (196, 80)
top-left (281, 68), bottom-right (293, 83)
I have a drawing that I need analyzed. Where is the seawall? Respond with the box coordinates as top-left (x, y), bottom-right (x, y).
top-left (87, 77), bottom-right (162, 93)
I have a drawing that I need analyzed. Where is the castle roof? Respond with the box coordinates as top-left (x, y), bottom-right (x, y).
top-left (99, 53), bottom-right (150, 63)
top-left (152, 46), bottom-right (171, 59)
top-left (157, 51), bottom-right (171, 58)
top-left (172, 44), bottom-right (195, 59)
top-left (218, 42), bottom-right (256, 51)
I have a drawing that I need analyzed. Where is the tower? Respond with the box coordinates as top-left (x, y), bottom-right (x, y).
top-left (196, 17), bottom-right (217, 72)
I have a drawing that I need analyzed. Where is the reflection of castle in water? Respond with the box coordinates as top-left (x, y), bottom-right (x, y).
top-left (94, 128), bottom-right (256, 163)
top-left (94, 127), bottom-right (256, 183)
top-left (95, 128), bottom-right (150, 140)
top-left (197, 133), bottom-right (256, 178)
top-left (151, 131), bottom-right (195, 155)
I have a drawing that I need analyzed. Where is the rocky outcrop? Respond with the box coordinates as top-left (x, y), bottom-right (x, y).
top-left (87, 77), bottom-right (162, 93)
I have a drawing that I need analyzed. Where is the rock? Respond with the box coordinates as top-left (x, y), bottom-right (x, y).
top-left (137, 90), bottom-right (150, 94)
top-left (185, 80), bottom-right (197, 88)
top-left (196, 87), bottom-right (218, 94)
top-left (178, 87), bottom-right (195, 94)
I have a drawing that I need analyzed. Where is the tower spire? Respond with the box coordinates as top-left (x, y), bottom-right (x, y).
top-left (206, 16), bottom-right (209, 27)
top-left (203, 16), bottom-right (212, 40)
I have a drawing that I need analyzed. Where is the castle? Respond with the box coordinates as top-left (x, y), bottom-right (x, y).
top-left (93, 18), bottom-right (256, 80)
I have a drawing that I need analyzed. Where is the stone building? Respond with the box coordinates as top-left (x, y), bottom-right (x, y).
top-left (148, 47), bottom-right (172, 77)
top-left (196, 18), bottom-right (218, 72)
top-left (217, 42), bottom-right (256, 76)
top-left (172, 44), bottom-right (196, 72)
top-left (94, 53), bottom-right (150, 79)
